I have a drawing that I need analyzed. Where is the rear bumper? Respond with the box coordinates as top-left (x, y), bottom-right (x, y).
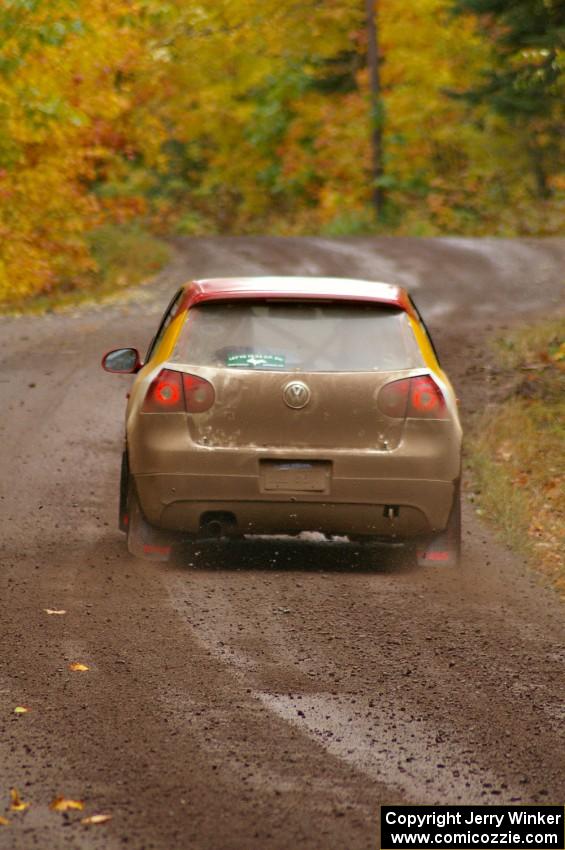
top-left (129, 411), bottom-right (462, 538)
top-left (135, 472), bottom-right (456, 538)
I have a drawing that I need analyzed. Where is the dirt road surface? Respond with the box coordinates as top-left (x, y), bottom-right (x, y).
top-left (1, 237), bottom-right (564, 850)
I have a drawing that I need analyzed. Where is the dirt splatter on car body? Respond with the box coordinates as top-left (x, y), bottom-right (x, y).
top-left (104, 277), bottom-right (462, 564)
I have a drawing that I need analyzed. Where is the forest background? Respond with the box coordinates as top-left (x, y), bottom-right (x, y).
top-left (0, 0), bottom-right (563, 306)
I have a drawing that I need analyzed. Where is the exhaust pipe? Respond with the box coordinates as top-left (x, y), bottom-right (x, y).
top-left (200, 513), bottom-right (238, 539)
top-left (206, 519), bottom-right (224, 538)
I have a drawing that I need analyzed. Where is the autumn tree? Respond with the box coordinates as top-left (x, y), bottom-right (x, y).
top-left (1, 0), bottom-right (563, 305)
top-left (0, 0), bottom-right (168, 303)
top-left (452, 0), bottom-right (565, 198)
top-left (150, 0), bottom-right (365, 231)
top-left (365, 0), bottom-right (385, 218)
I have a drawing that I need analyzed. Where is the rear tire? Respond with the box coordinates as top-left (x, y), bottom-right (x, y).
top-left (126, 483), bottom-right (176, 562)
top-left (119, 451), bottom-right (129, 533)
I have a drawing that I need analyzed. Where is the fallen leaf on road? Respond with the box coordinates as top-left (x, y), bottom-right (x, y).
top-left (81, 814), bottom-right (112, 825)
top-left (10, 789), bottom-right (30, 812)
top-left (14, 706), bottom-right (29, 714)
top-left (49, 797), bottom-right (84, 812)
top-left (68, 663), bottom-right (89, 672)
top-left (0, 816), bottom-right (9, 826)
top-left (44, 609), bottom-right (66, 615)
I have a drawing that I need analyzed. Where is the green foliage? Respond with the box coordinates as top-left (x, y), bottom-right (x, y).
top-left (452, 0), bottom-right (564, 197)
top-left (469, 316), bottom-right (565, 593)
top-left (469, 440), bottom-right (532, 552)
top-left (86, 224), bottom-right (170, 290)
top-left (319, 209), bottom-right (377, 236)
top-left (496, 315), bottom-right (565, 368)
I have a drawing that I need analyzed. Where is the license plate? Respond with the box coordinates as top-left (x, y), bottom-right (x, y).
top-left (261, 461), bottom-right (331, 493)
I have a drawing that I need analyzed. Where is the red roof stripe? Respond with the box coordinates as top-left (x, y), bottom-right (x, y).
top-left (178, 276), bottom-right (412, 314)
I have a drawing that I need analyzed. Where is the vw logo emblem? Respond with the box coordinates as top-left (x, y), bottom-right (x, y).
top-left (283, 380), bottom-right (311, 409)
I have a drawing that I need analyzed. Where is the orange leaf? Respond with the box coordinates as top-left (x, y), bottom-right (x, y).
top-left (0, 816), bottom-right (9, 826)
top-left (10, 789), bottom-right (30, 812)
top-left (49, 797), bottom-right (85, 812)
top-left (68, 663), bottom-right (89, 672)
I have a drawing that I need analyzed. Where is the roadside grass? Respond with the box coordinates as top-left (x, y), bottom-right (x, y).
top-left (468, 317), bottom-right (565, 595)
top-left (0, 224), bottom-right (170, 316)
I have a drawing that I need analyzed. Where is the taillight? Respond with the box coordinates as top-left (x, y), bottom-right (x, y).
top-left (378, 378), bottom-right (411, 418)
top-left (378, 375), bottom-right (448, 419)
top-left (410, 376), bottom-right (446, 417)
top-left (142, 369), bottom-right (214, 413)
top-left (182, 373), bottom-right (215, 413)
top-left (143, 369), bottom-right (184, 412)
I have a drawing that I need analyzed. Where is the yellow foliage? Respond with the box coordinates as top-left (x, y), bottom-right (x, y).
top-left (0, 0), bottom-right (168, 304)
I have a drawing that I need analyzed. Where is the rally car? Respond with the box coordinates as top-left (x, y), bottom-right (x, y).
top-left (102, 277), bottom-right (462, 565)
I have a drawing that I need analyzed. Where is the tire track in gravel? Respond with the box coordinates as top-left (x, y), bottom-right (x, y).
top-left (162, 526), bottom-right (564, 810)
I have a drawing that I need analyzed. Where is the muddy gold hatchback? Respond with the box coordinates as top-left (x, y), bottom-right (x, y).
top-left (102, 277), bottom-right (462, 566)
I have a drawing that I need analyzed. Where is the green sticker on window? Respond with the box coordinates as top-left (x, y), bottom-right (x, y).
top-left (226, 353), bottom-right (286, 368)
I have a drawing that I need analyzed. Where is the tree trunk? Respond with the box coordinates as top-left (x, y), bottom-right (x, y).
top-left (365, 0), bottom-right (384, 217)
top-left (528, 141), bottom-right (552, 200)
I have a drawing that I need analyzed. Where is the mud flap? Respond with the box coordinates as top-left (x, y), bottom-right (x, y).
top-left (127, 483), bottom-right (174, 563)
top-left (417, 482), bottom-right (461, 567)
top-left (416, 532), bottom-right (458, 567)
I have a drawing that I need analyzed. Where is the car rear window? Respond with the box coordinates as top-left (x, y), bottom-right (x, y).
top-left (171, 301), bottom-right (423, 372)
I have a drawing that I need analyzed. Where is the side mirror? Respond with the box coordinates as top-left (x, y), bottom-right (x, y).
top-left (101, 348), bottom-right (142, 374)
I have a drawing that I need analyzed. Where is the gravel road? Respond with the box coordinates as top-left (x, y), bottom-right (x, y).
top-left (1, 237), bottom-right (564, 850)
